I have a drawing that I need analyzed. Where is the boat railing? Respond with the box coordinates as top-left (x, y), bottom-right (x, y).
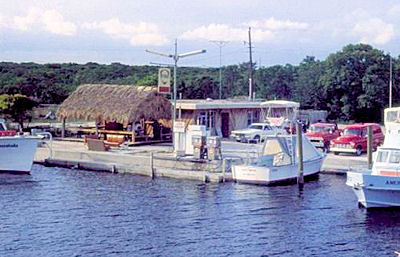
top-left (245, 145), bottom-right (260, 164)
top-left (348, 163), bottom-right (369, 172)
top-left (35, 132), bottom-right (53, 159)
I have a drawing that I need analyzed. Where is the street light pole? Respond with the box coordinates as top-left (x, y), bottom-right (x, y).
top-left (146, 39), bottom-right (206, 151)
top-left (390, 54), bottom-right (393, 108)
top-left (210, 40), bottom-right (228, 99)
top-left (173, 39), bottom-right (178, 127)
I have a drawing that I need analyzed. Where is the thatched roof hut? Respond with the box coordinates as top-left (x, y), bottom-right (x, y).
top-left (57, 84), bottom-right (172, 125)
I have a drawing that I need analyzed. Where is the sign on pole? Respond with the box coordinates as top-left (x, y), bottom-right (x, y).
top-left (173, 121), bottom-right (185, 133)
top-left (158, 68), bottom-right (171, 94)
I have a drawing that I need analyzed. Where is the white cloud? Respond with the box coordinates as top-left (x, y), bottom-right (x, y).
top-left (12, 8), bottom-right (76, 35)
top-left (182, 17), bottom-right (308, 43)
top-left (82, 18), bottom-right (168, 46)
top-left (13, 7), bottom-right (41, 31)
top-left (9, 8), bottom-right (76, 36)
top-left (247, 17), bottom-right (309, 30)
top-left (181, 23), bottom-right (273, 42)
top-left (388, 4), bottom-right (400, 17)
top-left (42, 10), bottom-right (76, 35)
top-left (353, 18), bottom-right (394, 45)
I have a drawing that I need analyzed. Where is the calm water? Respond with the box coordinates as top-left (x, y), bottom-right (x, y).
top-left (1, 165), bottom-right (400, 256)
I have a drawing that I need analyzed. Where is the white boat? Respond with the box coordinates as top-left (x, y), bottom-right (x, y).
top-left (232, 134), bottom-right (325, 185)
top-left (347, 106), bottom-right (400, 208)
top-left (0, 119), bottom-right (38, 173)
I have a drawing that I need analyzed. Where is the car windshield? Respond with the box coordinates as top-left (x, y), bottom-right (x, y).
top-left (344, 128), bottom-right (364, 136)
top-left (309, 125), bottom-right (331, 132)
top-left (248, 125), bottom-right (263, 130)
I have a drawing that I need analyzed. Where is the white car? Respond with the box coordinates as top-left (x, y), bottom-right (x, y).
top-left (230, 123), bottom-right (285, 143)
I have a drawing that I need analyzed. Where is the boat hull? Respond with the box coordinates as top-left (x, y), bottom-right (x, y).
top-left (0, 136), bottom-right (38, 173)
top-left (347, 171), bottom-right (400, 208)
top-left (232, 157), bottom-right (324, 186)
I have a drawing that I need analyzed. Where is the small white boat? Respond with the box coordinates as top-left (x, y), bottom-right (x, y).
top-left (232, 134), bottom-right (325, 185)
top-left (347, 107), bottom-right (400, 208)
top-left (0, 120), bottom-right (38, 173)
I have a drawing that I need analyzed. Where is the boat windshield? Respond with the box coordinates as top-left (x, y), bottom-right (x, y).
top-left (263, 138), bottom-right (283, 155)
top-left (309, 125), bottom-right (332, 133)
top-left (248, 125), bottom-right (263, 130)
top-left (389, 151), bottom-right (400, 163)
top-left (376, 151), bottom-right (389, 163)
top-left (344, 129), bottom-right (364, 136)
top-left (386, 110), bottom-right (400, 123)
top-left (262, 138), bottom-right (291, 166)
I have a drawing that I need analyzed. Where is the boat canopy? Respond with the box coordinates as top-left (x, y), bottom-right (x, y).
top-left (259, 135), bottom-right (322, 167)
top-left (260, 100), bottom-right (299, 123)
top-left (260, 100), bottom-right (300, 108)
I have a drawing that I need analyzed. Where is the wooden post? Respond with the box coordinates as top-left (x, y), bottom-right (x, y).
top-left (95, 120), bottom-right (99, 137)
top-left (61, 117), bottom-right (66, 138)
top-left (222, 159), bottom-right (226, 183)
top-left (367, 126), bottom-right (373, 169)
top-left (150, 152), bottom-right (154, 179)
top-left (296, 122), bottom-right (304, 187)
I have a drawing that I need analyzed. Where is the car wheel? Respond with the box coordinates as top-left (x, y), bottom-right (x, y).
top-left (355, 146), bottom-right (362, 156)
top-left (254, 135), bottom-right (260, 143)
top-left (333, 152), bottom-right (339, 155)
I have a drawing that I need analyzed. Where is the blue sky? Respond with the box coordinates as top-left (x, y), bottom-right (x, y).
top-left (1, 0), bottom-right (400, 67)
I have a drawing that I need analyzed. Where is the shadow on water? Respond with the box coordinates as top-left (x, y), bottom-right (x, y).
top-left (365, 208), bottom-right (400, 227)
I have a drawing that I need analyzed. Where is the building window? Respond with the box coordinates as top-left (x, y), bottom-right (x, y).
top-left (197, 111), bottom-right (215, 129)
top-left (254, 110), bottom-right (259, 122)
top-left (247, 110), bottom-right (259, 125)
top-left (248, 111), bottom-right (252, 125)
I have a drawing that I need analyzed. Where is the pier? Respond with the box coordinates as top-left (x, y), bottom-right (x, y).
top-left (34, 139), bottom-right (366, 183)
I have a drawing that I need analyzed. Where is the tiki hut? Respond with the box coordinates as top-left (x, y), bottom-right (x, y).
top-left (57, 84), bottom-right (172, 141)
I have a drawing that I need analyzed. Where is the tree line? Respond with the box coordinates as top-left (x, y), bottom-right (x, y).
top-left (0, 43), bottom-right (397, 123)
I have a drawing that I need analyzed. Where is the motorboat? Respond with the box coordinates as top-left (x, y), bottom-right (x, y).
top-left (347, 107), bottom-right (400, 208)
top-left (232, 134), bottom-right (325, 185)
top-left (0, 119), bottom-right (38, 173)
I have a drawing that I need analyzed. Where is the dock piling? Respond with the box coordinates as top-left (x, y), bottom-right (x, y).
top-left (367, 126), bottom-right (373, 169)
top-left (222, 159), bottom-right (226, 183)
top-left (296, 122), bottom-right (304, 187)
top-left (150, 152), bottom-right (154, 179)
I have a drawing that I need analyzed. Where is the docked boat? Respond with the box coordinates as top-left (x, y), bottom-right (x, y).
top-left (232, 134), bottom-right (325, 185)
top-left (347, 107), bottom-right (400, 208)
top-left (0, 119), bottom-right (38, 173)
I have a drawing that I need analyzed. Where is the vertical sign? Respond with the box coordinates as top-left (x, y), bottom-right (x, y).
top-left (158, 68), bottom-right (171, 94)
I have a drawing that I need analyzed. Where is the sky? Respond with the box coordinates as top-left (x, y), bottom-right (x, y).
top-left (1, 0), bottom-right (400, 67)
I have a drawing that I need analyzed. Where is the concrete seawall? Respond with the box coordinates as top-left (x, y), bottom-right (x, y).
top-left (35, 140), bottom-right (367, 183)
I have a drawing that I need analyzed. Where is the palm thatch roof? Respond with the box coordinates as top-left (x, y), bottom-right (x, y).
top-left (57, 84), bottom-right (171, 124)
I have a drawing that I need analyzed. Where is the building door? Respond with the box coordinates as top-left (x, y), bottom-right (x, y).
top-left (221, 112), bottom-right (230, 137)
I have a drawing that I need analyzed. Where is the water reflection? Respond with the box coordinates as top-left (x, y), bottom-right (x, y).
top-left (0, 165), bottom-right (400, 256)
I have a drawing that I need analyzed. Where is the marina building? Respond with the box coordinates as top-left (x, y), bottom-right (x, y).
top-left (176, 99), bottom-right (262, 137)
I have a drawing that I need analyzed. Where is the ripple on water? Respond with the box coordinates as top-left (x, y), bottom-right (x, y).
top-left (1, 165), bottom-right (400, 256)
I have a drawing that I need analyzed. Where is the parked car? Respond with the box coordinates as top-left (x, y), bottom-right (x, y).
top-left (305, 123), bottom-right (340, 153)
top-left (230, 122), bottom-right (285, 143)
top-left (330, 123), bottom-right (384, 156)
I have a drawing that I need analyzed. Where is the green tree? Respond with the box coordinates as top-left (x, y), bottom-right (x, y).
top-left (292, 56), bottom-right (325, 109)
top-left (320, 44), bottom-right (387, 121)
top-left (0, 94), bottom-right (37, 129)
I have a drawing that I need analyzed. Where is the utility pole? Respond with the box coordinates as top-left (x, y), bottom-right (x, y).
top-left (390, 54), bottom-right (393, 108)
top-left (248, 27), bottom-right (254, 101)
top-left (210, 40), bottom-right (229, 99)
top-left (146, 40), bottom-right (206, 152)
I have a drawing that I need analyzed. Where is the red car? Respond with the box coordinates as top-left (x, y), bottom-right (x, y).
top-left (305, 123), bottom-right (340, 153)
top-left (330, 123), bottom-right (384, 156)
